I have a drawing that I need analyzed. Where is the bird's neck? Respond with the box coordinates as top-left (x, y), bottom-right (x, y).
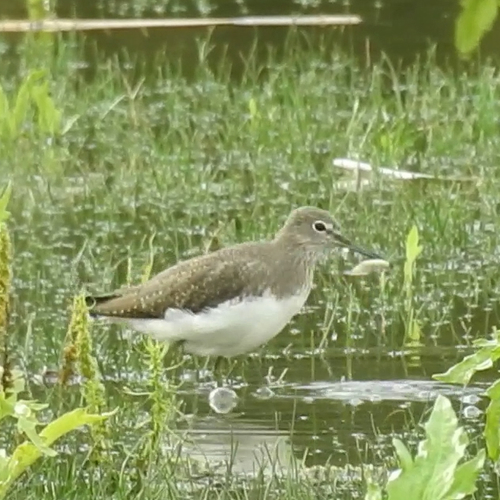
top-left (269, 238), bottom-right (318, 293)
top-left (272, 234), bottom-right (321, 268)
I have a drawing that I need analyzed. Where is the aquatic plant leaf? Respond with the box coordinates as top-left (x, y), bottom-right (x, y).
top-left (0, 408), bottom-right (114, 499)
top-left (433, 342), bottom-right (500, 385)
top-left (392, 438), bottom-right (414, 472)
top-left (31, 82), bottom-right (61, 136)
top-left (16, 415), bottom-right (56, 457)
top-left (10, 70), bottom-right (45, 137)
top-left (386, 395), bottom-right (483, 500)
top-left (0, 449), bottom-right (9, 483)
top-left (61, 114), bottom-right (79, 135)
top-left (39, 407), bottom-right (115, 443)
top-left (0, 86), bottom-right (9, 139)
top-left (446, 449), bottom-right (485, 498)
top-left (455, 0), bottom-right (498, 56)
top-left (405, 225), bottom-right (422, 263)
top-left (248, 97), bottom-right (258, 119)
top-left (364, 480), bottom-right (383, 500)
top-left (0, 392), bottom-right (15, 421)
top-left (0, 183), bottom-right (12, 224)
top-left (485, 379), bottom-right (500, 460)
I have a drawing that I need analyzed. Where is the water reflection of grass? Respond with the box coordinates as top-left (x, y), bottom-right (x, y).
top-left (1, 33), bottom-right (499, 497)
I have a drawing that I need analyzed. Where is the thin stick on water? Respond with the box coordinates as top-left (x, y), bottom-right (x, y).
top-left (0, 15), bottom-right (362, 33)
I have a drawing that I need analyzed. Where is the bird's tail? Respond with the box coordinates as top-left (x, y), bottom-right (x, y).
top-left (84, 293), bottom-right (120, 316)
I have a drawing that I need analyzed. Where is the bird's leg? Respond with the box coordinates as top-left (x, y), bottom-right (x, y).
top-left (213, 356), bottom-right (226, 387)
top-left (225, 358), bottom-right (237, 381)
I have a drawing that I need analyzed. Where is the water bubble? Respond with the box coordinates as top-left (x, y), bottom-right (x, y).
top-left (254, 386), bottom-right (275, 400)
top-left (179, 370), bottom-right (197, 384)
top-left (208, 387), bottom-right (238, 414)
top-left (462, 405), bottom-right (482, 419)
top-left (417, 391), bottom-right (436, 401)
top-left (14, 402), bottom-right (31, 417)
top-left (460, 394), bottom-right (481, 405)
top-left (348, 397), bottom-right (364, 407)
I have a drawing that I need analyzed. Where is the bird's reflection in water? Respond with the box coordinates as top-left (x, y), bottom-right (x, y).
top-left (176, 417), bottom-right (292, 476)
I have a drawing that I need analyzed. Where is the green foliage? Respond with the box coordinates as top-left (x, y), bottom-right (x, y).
top-left (0, 183), bottom-right (12, 390)
top-left (434, 328), bottom-right (500, 460)
top-left (0, 70), bottom-right (62, 143)
top-left (143, 339), bottom-right (173, 453)
top-left (485, 380), bottom-right (500, 460)
top-left (0, 369), bottom-right (113, 500)
top-left (72, 294), bottom-right (105, 413)
top-left (68, 294), bottom-right (110, 460)
top-left (139, 238), bottom-right (177, 454)
top-left (455, 0), bottom-right (498, 56)
top-left (403, 225), bottom-right (423, 343)
top-left (433, 329), bottom-right (500, 385)
top-left (366, 395), bottom-right (485, 500)
top-left (404, 226), bottom-right (423, 300)
top-left (4, 27), bottom-right (500, 498)
top-left (0, 184), bottom-right (11, 225)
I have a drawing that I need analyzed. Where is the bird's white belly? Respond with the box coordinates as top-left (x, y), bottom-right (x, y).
top-left (126, 289), bottom-right (310, 357)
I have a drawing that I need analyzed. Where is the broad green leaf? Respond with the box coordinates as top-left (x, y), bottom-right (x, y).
top-left (455, 0), bottom-right (498, 56)
top-left (393, 438), bottom-right (414, 472)
top-left (405, 225), bottom-right (423, 262)
top-left (407, 319), bottom-right (422, 343)
top-left (419, 396), bottom-right (467, 499)
top-left (446, 449), bottom-right (485, 498)
top-left (0, 85), bottom-right (9, 139)
top-left (386, 395), bottom-right (482, 500)
top-left (1, 408), bottom-right (114, 498)
top-left (364, 481), bottom-right (383, 500)
top-left (433, 343), bottom-right (500, 385)
top-left (485, 379), bottom-right (500, 460)
top-left (0, 448), bottom-right (9, 483)
top-left (474, 327), bottom-right (500, 348)
top-left (39, 408), bottom-right (115, 443)
top-left (9, 369), bottom-right (25, 396)
top-left (61, 114), bottom-right (79, 135)
top-left (0, 183), bottom-right (12, 224)
top-left (0, 392), bottom-right (14, 421)
top-left (10, 70), bottom-right (45, 136)
top-left (21, 401), bottom-right (49, 413)
top-left (17, 415), bottom-right (56, 457)
top-left (31, 82), bottom-right (61, 136)
top-left (248, 97), bottom-right (258, 118)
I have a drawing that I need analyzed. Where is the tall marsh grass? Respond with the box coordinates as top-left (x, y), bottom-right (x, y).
top-left (2, 32), bottom-right (500, 498)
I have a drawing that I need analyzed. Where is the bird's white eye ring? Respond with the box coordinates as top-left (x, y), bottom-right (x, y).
top-left (313, 221), bottom-right (327, 233)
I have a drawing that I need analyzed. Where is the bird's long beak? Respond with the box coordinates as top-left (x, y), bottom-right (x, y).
top-left (336, 234), bottom-right (383, 260)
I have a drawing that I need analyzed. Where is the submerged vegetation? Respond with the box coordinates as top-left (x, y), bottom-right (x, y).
top-left (1, 19), bottom-right (500, 498)
top-left (0, 184), bottom-right (112, 499)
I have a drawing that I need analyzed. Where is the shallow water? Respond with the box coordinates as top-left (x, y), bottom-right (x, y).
top-left (2, 1), bottom-right (500, 497)
top-left (2, 0), bottom-right (500, 76)
top-left (8, 176), bottom-right (499, 481)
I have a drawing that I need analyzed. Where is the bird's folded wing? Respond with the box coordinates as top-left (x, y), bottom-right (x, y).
top-left (86, 249), bottom-right (268, 319)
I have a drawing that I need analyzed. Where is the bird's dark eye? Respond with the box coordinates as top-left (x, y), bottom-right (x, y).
top-left (313, 221), bottom-right (327, 233)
